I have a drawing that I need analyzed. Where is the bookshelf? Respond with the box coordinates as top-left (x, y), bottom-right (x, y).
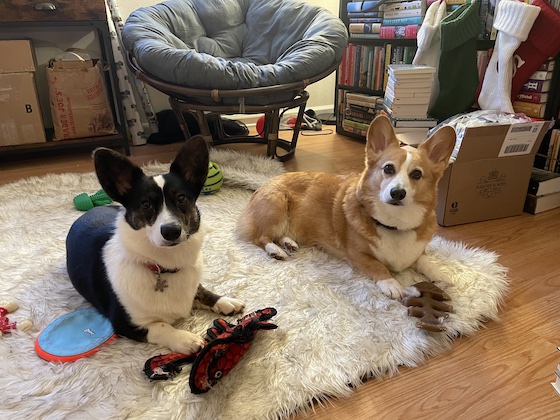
top-left (336, 0), bottom-right (560, 143)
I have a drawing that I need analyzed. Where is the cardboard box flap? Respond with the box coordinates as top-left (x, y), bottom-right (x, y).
top-left (0, 40), bottom-right (36, 73)
top-left (454, 121), bottom-right (547, 163)
top-left (454, 125), bottom-right (510, 162)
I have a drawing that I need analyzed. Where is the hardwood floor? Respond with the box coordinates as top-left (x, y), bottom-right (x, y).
top-left (1, 131), bottom-right (559, 419)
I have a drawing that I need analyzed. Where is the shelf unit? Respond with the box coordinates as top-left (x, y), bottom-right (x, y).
top-left (0, 0), bottom-right (129, 158)
top-left (335, 0), bottom-right (560, 142)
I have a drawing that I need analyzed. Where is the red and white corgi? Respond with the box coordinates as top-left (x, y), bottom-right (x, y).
top-left (236, 115), bottom-right (456, 299)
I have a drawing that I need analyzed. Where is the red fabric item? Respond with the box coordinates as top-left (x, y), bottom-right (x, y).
top-left (511, 0), bottom-right (560, 97)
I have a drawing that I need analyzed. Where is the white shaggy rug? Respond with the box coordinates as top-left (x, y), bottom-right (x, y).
top-left (0, 148), bottom-right (509, 420)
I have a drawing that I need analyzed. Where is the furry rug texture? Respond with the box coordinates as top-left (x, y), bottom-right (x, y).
top-left (0, 149), bottom-right (509, 420)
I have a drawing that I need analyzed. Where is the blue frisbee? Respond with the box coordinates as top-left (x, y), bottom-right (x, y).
top-left (35, 308), bottom-right (117, 363)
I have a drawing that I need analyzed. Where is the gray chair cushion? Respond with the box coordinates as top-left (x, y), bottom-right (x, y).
top-left (122, 0), bottom-right (348, 91)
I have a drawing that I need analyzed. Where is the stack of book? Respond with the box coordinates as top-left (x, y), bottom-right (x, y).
top-left (513, 58), bottom-right (555, 119)
top-left (383, 64), bottom-right (437, 145)
top-left (347, 0), bottom-right (384, 39)
top-left (524, 167), bottom-right (560, 214)
top-left (379, 0), bottom-right (427, 39)
top-left (384, 64), bottom-right (435, 118)
top-left (544, 127), bottom-right (560, 172)
top-left (341, 92), bottom-right (383, 136)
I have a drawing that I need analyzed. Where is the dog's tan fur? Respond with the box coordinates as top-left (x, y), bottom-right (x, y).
top-left (236, 115), bottom-right (456, 299)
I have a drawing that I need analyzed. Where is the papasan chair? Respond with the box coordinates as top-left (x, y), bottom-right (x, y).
top-left (122, 0), bottom-right (348, 161)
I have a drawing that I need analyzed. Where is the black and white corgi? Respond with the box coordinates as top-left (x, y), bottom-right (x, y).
top-left (66, 136), bottom-right (245, 354)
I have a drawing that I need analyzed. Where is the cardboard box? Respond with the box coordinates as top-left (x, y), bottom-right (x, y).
top-left (0, 72), bottom-right (47, 146)
top-left (0, 39), bottom-right (46, 146)
top-left (0, 40), bottom-right (36, 73)
top-left (436, 121), bottom-right (549, 226)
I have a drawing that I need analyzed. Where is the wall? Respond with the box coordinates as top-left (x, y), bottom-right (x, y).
top-left (117, 0), bottom-right (340, 116)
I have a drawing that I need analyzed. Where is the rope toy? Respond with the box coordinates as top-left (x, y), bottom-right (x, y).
top-left (144, 307), bottom-right (277, 394)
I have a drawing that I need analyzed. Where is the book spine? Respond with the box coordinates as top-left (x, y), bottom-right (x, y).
top-left (349, 33), bottom-right (381, 39)
top-left (537, 60), bottom-right (555, 71)
top-left (383, 43), bottom-right (392, 91)
top-left (349, 23), bottom-right (382, 34)
top-left (512, 101), bottom-right (545, 118)
top-left (347, 11), bottom-right (384, 17)
top-left (392, 45), bottom-right (402, 63)
top-left (373, 46), bottom-right (383, 91)
top-left (382, 16), bottom-right (423, 26)
top-left (529, 70), bottom-right (551, 81)
top-left (353, 45), bottom-right (362, 87)
top-left (348, 103), bottom-right (378, 114)
top-left (343, 45), bottom-right (352, 86)
top-left (544, 131), bottom-right (557, 170)
top-left (478, 0), bottom-right (490, 40)
top-left (345, 91), bottom-right (380, 103)
top-left (379, 25), bottom-right (419, 39)
top-left (515, 91), bottom-right (547, 104)
top-left (550, 134), bottom-right (560, 172)
top-left (522, 79), bottom-right (549, 92)
top-left (403, 45), bottom-right (414, 64)
top-left (348, 44), bottom-right (356, 87)
top-left (342, 119), bottom-right (370, 134)
top-left (366, 48), bottom-right (375, 90)
top-left (348, 17), bottom-right (384, 23)
top-left (358, 46), bottom-right (372, 88)
top-left (347, 1), bottom-right (382, 13)
top-left (383, 9), bottom-right (422, 19)
top-left (385, 91), bottom-right (430, 104)
top-left (344, 109), bottom-right (376, 124)
top-left (383, 0), bottom-right (423, 11)
top-left (346, 98), bottom-right (383, 109)
top-left (342, 124), bottom-right (367, 137)
top-left (338, 49), bottom-right (346, 86)
top-left (343, 118), bottom-right (370, 130)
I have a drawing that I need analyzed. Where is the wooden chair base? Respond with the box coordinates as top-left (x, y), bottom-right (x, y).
top-left (168, 92), bottom-right (309, 162)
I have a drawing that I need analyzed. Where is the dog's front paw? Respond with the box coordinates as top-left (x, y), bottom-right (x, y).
top-left (265, 243), bottom-right (289, 260)
top-left (377, 278), bottom-right (404, 299)
top-left (213, 297), bottom-right (246, 316)
top-left (172, 330), bottom-right (206, 354)
top-left (281, 237), bottom-right (299, 254)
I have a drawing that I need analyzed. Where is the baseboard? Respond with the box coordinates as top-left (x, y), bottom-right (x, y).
top-left (227, 104), bottom-right (335, 126)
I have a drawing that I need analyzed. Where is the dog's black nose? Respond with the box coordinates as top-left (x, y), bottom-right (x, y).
top-left (161, 223), bottom-right (182, 241)
top-left (390, 188), bottom-right (406, 201)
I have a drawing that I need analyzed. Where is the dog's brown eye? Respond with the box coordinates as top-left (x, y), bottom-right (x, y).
top-left (410, 169), bottom-right (422, 180)
top-left (141, 200), bottom-right (151, 209)
top-left (176, 193), bottom-right (186, 203)
top-left (383, 164), bottom-right (395, 175)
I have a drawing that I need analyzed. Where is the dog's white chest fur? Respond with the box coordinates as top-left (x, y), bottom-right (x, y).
top-left (102, 224), bottom-right (204, 328)
top-left (372, 228), bottom-right (426, 273)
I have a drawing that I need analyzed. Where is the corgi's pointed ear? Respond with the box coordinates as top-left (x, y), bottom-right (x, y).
top-left (93, 148), bottom-right (145, 203)
top-left (418, 125), bottom-right (456, 169)
top-left (170, 135), bottom-right (210, 196)
top-left (365, 115), bottom-right (400, 159)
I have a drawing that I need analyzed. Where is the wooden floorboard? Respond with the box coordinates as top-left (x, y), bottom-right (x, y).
top-left (1, 130), bottom-right (559, 419)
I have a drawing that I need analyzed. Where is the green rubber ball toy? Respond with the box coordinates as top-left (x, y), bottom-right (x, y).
top-left (202, 161), bottom-right (223, 195)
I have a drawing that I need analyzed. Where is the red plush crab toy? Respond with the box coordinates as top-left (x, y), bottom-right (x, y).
top-left (144, 307), bottom-right (277, 394)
